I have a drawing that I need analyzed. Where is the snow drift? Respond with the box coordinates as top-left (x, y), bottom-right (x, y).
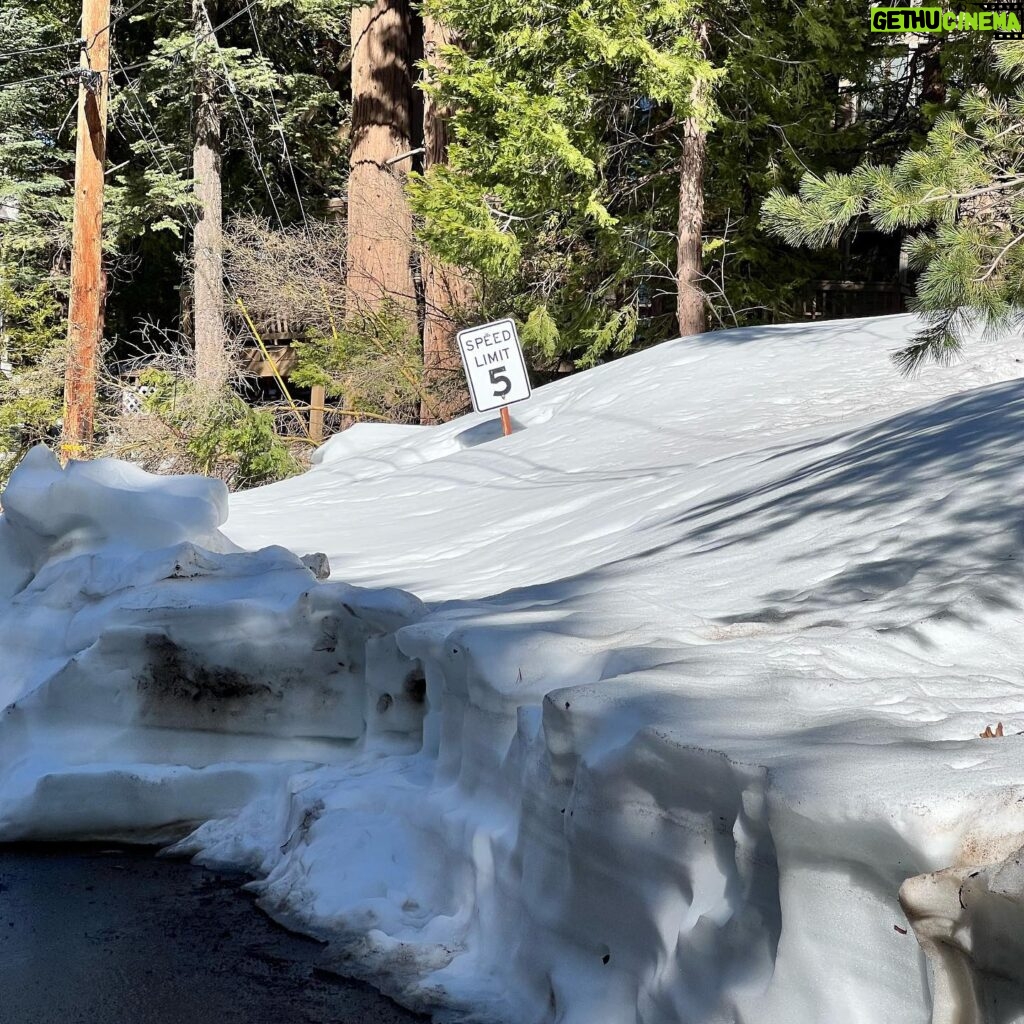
top-left (3, 315), bottom-right (1024, 1023)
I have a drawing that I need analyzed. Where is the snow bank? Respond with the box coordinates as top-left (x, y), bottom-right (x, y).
top-left (4, 315), bottom-right (1024, 1023)
top-left (0, 447), bottom-right (426, 841)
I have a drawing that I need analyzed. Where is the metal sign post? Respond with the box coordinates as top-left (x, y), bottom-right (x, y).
top-left (456, 318), bottom-right (531, 434)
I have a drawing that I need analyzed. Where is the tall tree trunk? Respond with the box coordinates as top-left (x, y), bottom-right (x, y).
top-left (192, 0), bottom-right (227, 391)
top-left (419, 16), bottom-right (472, 423)
top-left (676, 36), bottom-right (709, 339)
top-left (676, 110), bottom-right (707, 337)
top-left (347, 0), bottom-right (417, 332)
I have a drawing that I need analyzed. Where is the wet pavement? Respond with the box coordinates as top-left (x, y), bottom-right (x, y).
top-left (0, 844), bottom-right (426, 1024)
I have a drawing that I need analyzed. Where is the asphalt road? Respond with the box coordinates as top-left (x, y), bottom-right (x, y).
top-left (0, 844), bottom-right (426, 1024)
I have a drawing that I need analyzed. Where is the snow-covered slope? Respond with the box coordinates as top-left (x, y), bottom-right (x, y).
top-left (4, 314), bottom-right (1024, 1024)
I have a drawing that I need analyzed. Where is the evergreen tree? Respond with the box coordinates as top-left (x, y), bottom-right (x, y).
top-left (406, 0), bottom-right (961, 365)
top-left (0, 1), bottom-right (79, 476)
top-left (420, 12), bottom-right (472, 421)
top-left (702, 0), bottom-right (880, 326)
top-left (407, 0), bottom-right (716, 368)
top-left (763, 40), bottom-right (1024, 369)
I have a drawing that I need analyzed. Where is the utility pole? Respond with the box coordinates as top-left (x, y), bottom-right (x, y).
top-left (62, 0), bottom-right (110, 460)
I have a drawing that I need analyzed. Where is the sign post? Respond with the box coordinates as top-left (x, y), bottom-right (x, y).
top-left (456, 318), bottom-right (531, 434)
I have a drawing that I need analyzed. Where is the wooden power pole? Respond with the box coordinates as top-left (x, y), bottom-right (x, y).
top-left (62, 0), bottom-right (110, 460)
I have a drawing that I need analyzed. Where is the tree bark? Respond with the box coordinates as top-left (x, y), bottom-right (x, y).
top-left (419, 16), bottom-right (472, 423)
top-left (676, 32), bottom-right (709, 339)
top-left (192, 0), bottom-right (228, 391)
top-left (347, 0), bottom-right (418, 332)
top-left (676, 106), bottom-right (707, 337)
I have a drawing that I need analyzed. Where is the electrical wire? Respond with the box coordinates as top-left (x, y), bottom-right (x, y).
top-left (117, 0), bottom-right (261, 76)
top-left (0, 67), bottom-right (78, 91)
top-left (198, 0), bottom-right (285, 230)
top-left (2, 1), bottom-right (262, 96)
top-left (0, 0), bottom-right (148, 76)
top-left (245, 6), bottom-right (309, 232)
top-left (109, 49), bottom-right (196, 228)
top-left (0, 40), bottom-right (78, 61)
top-left (87, 0), bottom-right (151, 48)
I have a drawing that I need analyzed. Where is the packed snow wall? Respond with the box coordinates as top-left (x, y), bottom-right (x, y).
top-left (0, 447), bottom-right (427, 841)
top-left (0, 449), bottom-right (964, 1024)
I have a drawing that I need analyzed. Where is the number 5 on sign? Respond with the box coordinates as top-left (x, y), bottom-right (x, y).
top-left (456, 318), bottom-right (531, 434)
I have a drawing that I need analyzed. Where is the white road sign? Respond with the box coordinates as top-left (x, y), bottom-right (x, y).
top-left (456, 318), bottom-right (531, 413)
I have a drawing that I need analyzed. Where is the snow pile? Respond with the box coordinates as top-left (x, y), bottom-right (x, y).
top-left (4, 315), bottom-right (1024, 1022)
top-left (0, 446), bottom-right (425, 841)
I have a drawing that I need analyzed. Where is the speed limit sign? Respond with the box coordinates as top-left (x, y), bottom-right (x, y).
top-left (456, 318), bottom-right (532, 414)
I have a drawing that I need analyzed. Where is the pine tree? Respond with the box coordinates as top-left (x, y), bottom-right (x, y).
top-left (701, 0), bottom-right (880, 327)
top-left (1, 6), bottom-right (350, 351)
top-left (677, 19), bottom-right (710, 336)
top-left (0, 0), bottom-right (351, 474)
top-left (763, 40), bottom-right (1024, 369)
top-left (0, 1), bottom-right (81, 476)
top-left (406, 0), bottom-right (953, 363)
top-left (192, 0), bottom-right (229, 390)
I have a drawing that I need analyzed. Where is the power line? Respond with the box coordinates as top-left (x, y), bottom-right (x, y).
top-left (198, 0), bottom-right (285, 230)
top-left (117, 0), bottom-right (261, 76)
top-left (87, 0), bottom-right (150, 48)
top-left (245, 6), bottom-right (309, 232)
top-left (2, 0), bottom-right (262, 96)
top-left (0, 40), bottom-right (78, 61)
top-left (0, 0), bottom-right (145, 71)
top-left (0, 67), bottom-right (79, 91)
top-left (109, 49), bottom-right (196, 228)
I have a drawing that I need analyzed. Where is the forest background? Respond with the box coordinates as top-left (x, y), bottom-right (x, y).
top-left (0, 0), bottom-right (1006, 486)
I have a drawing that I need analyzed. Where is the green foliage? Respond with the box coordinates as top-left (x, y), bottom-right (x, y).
top-left (406, 168), bottom-right (520, 280)
top-left (186, 398), bottom-right (300, 489)
top-left (1, 0), bottom-right (353, 477)
top-left (115, 0), bottom-right (352, 229)
top-left (2, 0), bottom-right (352, 352)
top-left (292, 302), bottom-right (424, 421)
top-left (409, 0), bottom-right (716, 366)
top-left (410, 0), bottom-right (970, 349)
top-left (763, 43), bottom-right (1024, 369)
top-left (698, 0), bottom-right (997, 326)
top-left (518, 305), bottom-right (560, 358)
top-left (0, 348), bottom-right (64, 487)
top-left (0, 2), bottom-right (76, 473)
top-left (134, 367), bottom-right (302, 488)
top-left (0, 267), bottom-right (64, 485)
top-left (0, 264), bottom-right (63, 367)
